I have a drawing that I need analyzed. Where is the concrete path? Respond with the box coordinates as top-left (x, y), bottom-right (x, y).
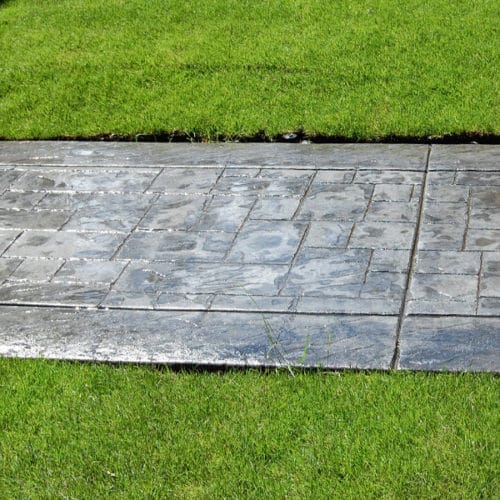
top-left (0, 142), bottom-right (498, 371)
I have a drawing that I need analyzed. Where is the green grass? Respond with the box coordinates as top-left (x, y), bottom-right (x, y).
top-left (0, 359), bottom-right (498, 498)
top-left (0, 0), bottom-right (498, 140)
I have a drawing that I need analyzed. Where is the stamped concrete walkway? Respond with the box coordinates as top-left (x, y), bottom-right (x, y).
top-left (0, 142), bottom-right (498, 371)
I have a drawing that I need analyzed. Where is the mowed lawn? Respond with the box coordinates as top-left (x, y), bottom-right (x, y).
top-left (0, 359), bottom-right (498, 498)
top-left (0, 0), bottom-right (498, 140)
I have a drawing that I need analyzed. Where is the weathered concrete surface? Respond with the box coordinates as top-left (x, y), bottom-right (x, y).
top-left (0, 142), bottom-right (498, 371)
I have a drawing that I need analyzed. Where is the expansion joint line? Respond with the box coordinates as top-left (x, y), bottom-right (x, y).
top-left (390, 145), bottom-right (432, 370)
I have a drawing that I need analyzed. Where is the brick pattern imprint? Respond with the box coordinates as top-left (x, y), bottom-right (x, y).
top-left (0, 143), bottom-right (498, 371)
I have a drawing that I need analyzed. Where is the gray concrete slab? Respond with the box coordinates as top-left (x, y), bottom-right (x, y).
top-left (0, 142), bottom-right (498, 371)
top-left (0, 141), bottom-right (428, 169)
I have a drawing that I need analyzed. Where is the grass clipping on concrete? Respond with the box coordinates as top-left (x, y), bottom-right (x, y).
top-left (0, 359), bottom-right (498, 497)
top-left (0, 0), bottom-right (498, 140)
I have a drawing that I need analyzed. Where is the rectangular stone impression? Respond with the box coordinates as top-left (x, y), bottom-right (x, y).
top-left (112, 261), bottom-right (288, 297)
top-left (117, 231), bottom-right (234, 262)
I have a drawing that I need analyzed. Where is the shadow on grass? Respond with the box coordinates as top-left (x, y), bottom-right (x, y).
top-left (2, 130), bottom-right (498, 144)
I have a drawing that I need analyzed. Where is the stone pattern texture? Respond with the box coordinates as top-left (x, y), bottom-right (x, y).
top-left (0, 164), bottom-right (422, 315)
top-left (409, 169), bottom-right (500, 316)
top-left (0, 143), bottom-right (498, 371)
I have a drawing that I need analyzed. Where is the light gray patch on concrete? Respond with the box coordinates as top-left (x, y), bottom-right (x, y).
top-left (425, 184), bottom-right (468, 203)
top-left (117, 231), bottom-right (233, 262)
top-left (298, 185), bottom-right (371, 221)
top-left (0, 209), bottom-right (70, 230)
top-left (138, 195), bottom-right (207, 231)
top-left (418, 224), bottom-right (465, 251)
top-left (227, 221), bottom-right (307, 264)
top-left (6, 231), bottom-right (125, 259)
top-left (0, 282), bottom-right (109, 307)
top-left (370, 249), bottom-right (411, 273)
top-left (400, 317), bottom-right (500, 372)
top-left (147, 168), bottom-right (222, 194)
top-left (13, 169), bottom-right (159, 193)
top-left (9, 258), bottom-right (62, 282)
top-left (372, 183), bottom-right (414, 202)
top-left (365, 201), bottom-right (418, 223)
top-left (304, 221), bottom-right (352, 248)
top-left (360, 272), bottom-right (406, 300)
top-left (53, 260), bottom-right (127, 285)
top-left (415, 250), bottom-right (481, 275)
top-left (250, 197), bottom-right (300, 220)
top-left (424, 203), bottom-right (467, 224)
top-left (194, 195), bottom-right (255, 231)
top-left (350, 222), bottom-right (415, 249)
top-left (410, 273), bottom-right (478, 302)
top-left (0, 191), bottom-right (46, 210)
top-left (466, 230), bottom-right (500, 251)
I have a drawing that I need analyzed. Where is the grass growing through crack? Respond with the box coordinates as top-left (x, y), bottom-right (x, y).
top-left (0, 358), bottom-right (498, 498)
top-left (0, 0), bottom-right (498, 140)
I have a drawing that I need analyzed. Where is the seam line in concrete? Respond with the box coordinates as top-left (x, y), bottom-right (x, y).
top-left (475, 252), bottom-right (484, 316)
top-left (0, 230), bottom-right (24, 257)
top-left (142, 166), bottom-right (165, 194)
top-left (109, 192), bottom-right (162, 260)
top-left (277, 222), bottom-right (311, 296)
top-left (222, 198), bottom-right (259, 262)
top-left (97, 260), bottom-right (132, 308)
top-left (1, 302), bottom-right (499, 319)
top-left (0, 302), bottom-right (400, 316)
top-left (390, 144), bottom-right (432, 370)
top-left (291, 170), bottom-right (317, 220)
top-left (461, 187), bottom-right (472, 251)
